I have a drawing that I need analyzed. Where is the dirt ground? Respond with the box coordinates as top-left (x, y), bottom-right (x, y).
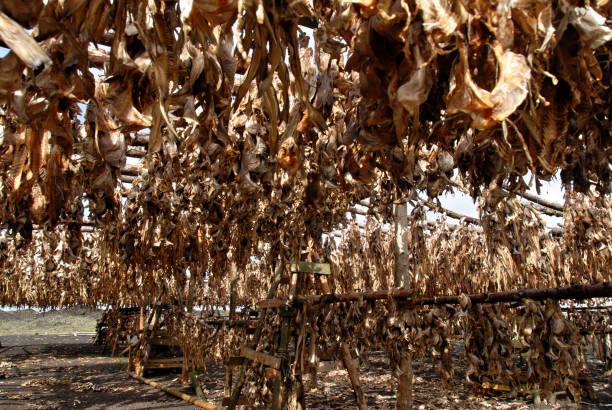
top-left (0, 334), bottom-right (198, 409)
top-left (0, 333), bottom-right (610, 409)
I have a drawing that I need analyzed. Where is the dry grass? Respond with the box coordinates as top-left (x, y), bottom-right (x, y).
top-left (0, 308), bottom-right (102, 336)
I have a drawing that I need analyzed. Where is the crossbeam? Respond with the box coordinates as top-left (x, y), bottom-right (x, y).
top-left (258, 282), bottom-right (612, 309)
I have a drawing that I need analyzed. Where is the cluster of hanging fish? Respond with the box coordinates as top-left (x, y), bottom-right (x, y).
top-left (0, 0), bottom-right (611, 264)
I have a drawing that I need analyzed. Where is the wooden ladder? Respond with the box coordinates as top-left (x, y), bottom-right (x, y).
top-left (225, 261), bottom-right (367, 409)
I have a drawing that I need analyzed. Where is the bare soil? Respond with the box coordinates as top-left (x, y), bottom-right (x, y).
top-left (0, 333), bottom-right (610, 409)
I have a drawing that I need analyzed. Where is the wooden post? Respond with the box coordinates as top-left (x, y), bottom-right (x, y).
top-left (229, 262), bottom-right (237, 321)
top-left (186, 267), bottom-right (197, 314)
top-left (139, 306), bottom-right (145, 332)
top-left (225, 260), bottom-right (237, 394)
top-left (190, 371), bottom-right (207, 401)
top-left (181, 350), bottom-right (189, 384)
top-left (340, 343), bottom-right (367, 410)
top-left (136, 306), bottom-right (145, 376)
top-left (397, 350), bottom-right (413, 410)
top-left (394, 202), bottom-right (410, 289)
top-left (272, 269), bottom-right (299, 410)
top-left (224, 366), bottom-right (233, 400)
top-left (395, 202), bottom-right (413, 410)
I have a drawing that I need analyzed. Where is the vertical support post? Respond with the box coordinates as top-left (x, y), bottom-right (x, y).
top-left (604, 334), bottom-right (611, 371)
top-left (272, 306), bottom-right (291, 410)
top-left (340, 343), bottom-right (368, 410)
top-left (397, 350), bottom-right (413, 410)
top-left (186, 267), bottom-right (196, 314)
top-left (273, 267), bottom-right (299, 410)
top-left (394, 202), bottom-right (410, 289)
top-left (394, 202), bottom-right (413, 409)
top-left (224, 366), bottom-right (233, 400)
top-left (181, 350), bottom-right (189, 384)
top-left (229, 262), bottom-right (237, 321)
top-left (139, 306), bottom-right (145, 333)
top-left (136, 306), bottom-right (145, 376)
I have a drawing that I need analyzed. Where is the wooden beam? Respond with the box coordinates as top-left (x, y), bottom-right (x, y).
top-left (127, 147), bottom-right (146, 158)
top-left (240, 346), bottom-right (281, 370)
top-left (290, 262), bottom-right (331, 275)
top-left (529, 202), bottom-right (564, 218)
top-left (258, 282), bottom-right (612, 309)
top-left (131, 133), bottom-right (149, 147)
top-left (146, 357), bottom-right (183, 364)
top-left (348, 207), bottom-right (368, 216)
top-left (120, 174), bottom-right (136, 184)
top-left (128, 372), bottom-right (221, 410)
top-left (144, 363), bottom-right (183, 369)
top-left (87, 44), bottom-right (109, 67)
top-left (180, 311), bottom-right (257, 328)
top-left (509, 189), bottom-right (564, 212)
top-left (422, 199), bottom-right (479, 225)
top-left (121, 163), bottom-right (142, 177)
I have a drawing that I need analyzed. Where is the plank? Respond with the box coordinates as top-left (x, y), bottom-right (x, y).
top-left (290, 262), bottom-right (331, 275)
top-left (241, 347), bottom-right (281, 370)
top-left (147, 357), bottom-right (183, 364)
top-left (144, 363), bottom-right (184, 369)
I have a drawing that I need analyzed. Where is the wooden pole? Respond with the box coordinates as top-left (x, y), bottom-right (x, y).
top-left (128, 372), bottom-right (221, 410)
top-left (340, 343), bottom-right (368, 410)
top-left (180, 312), bottom-right (256, 328)
top-left (394, 201), bottom-right (412, 410)
top-left (229, 262), bottom-right (237, 321)
top-left (394, 202), bottom-right (410, 289)
top-left (258, 282), bottom-right (612, 309)
top-left (273, 261), bottom-right (301, 410)
top-left (396, 350), bottom-right (413, 410)
top-left (224, 365), bottom-right (233, 401)
top-left (181, 351), bottom-right (189, 384)
top-left (509, 189), bottom-right (564, 212)
top-left (190, 371), bottom-right (207, 401)
top-left (272, 306), bottom-right (291, 410)
top-left (119, 337), bottom-right (140, 357)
